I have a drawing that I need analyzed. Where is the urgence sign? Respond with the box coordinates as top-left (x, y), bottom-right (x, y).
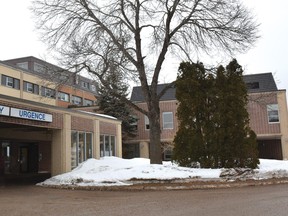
top-left (0, 105), bottom-right (52, 122)
top-left (0, 105), bottom-right (10, 116)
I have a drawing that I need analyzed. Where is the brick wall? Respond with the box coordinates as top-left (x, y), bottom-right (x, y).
top-left (132, 100), bottom-right (178, 141)
top-left (131, 91), bottom-right (282, 142)
top-left (247, 92), bottom-right (281, 134)
top-left (71, 116), bottom-right (94, 132)
top-left (100, 122), bottom-right (116, 135)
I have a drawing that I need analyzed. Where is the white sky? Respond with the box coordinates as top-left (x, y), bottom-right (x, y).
top-left (0, 0), bottom-right (287, 91)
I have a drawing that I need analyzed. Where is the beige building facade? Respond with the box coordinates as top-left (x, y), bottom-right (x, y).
top-left (0, 59), bottom-right (122, 179)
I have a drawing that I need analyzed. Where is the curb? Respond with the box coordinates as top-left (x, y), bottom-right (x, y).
top-left (38, 178), bottom-right (288, 191)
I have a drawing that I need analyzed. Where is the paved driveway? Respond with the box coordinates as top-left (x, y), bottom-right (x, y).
top-left (0, 184), bottom-right (288, 216)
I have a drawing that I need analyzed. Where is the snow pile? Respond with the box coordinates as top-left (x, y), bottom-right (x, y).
top-left (38, 157), bottom-right (288, 187)
top-left (256, 159), bottom-right (288, 179)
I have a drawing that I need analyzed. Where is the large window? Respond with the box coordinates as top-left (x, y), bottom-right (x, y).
top-left (41, 87), bottom-right (55, 98)
top-left (100, 135), bottom-right (116, 157)
top-left (71, 131), bottom-right (93, 169)
top-left (34, 62), bottom-right (46, 73)
top-left (16, 62), bottom-right (28, 70)
top-left (163, 112), bottom-right (174, 129)
top-left (267, 104), bottom-right (279, 123)
top-left (72, 95), bottom-right (82, 105)
top-left (1, 75), bottom-right (20, 89)
top-left (84, 99), bottom-right (93, 106)
top-left (57, 92), bottom-right (70, 102)
top-left (23, 81), bottom-right (39, 94)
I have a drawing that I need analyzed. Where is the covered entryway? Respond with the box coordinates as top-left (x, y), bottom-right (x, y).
top-left (0, 122), bottom-right (52, 184)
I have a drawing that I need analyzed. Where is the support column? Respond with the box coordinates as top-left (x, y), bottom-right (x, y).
top-left (278, 91), bottom-right (288, 160)
top-left (116, 123), bottom-right (122, 157)
top-left (51, 113), bottom-right (71, 176)
top-left (140, 141), bottom-right (149, 158)
top-left (93, 119), bottom-right (100, 159)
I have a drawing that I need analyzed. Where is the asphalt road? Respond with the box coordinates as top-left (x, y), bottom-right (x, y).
top-left (0, 184), bottom-right (287, 216)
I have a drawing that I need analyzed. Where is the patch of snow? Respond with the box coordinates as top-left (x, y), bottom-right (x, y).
top-left (38, 157), bottom-right (288, 187)
top-left (77, 110), bottom-right (117, 120)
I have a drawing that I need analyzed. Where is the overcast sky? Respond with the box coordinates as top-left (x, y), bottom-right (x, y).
top-left (0, 0), bottom-right (287, 91)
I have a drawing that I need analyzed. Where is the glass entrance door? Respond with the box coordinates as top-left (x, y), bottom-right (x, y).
top-left (19, 147), bottom-right (29, 173)
top-left (1, 141), bottom-right (11, 175)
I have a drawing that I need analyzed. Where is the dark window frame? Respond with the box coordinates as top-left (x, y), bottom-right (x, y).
top-left (1, 75), bottom-right (20, 90)
top-left (23, 81), bottom-right (39, 94)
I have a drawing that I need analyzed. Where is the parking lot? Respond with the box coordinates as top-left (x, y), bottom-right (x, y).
top-left (1, 184), bottom-right (288, 216)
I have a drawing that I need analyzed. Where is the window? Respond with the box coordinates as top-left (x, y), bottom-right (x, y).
top-left (246, 82), bottom-right (260, 90)
top-left (1, 75), bottom-right (20, 89)
top-left (34, 62), bottom-right (46, 73)
top-left (16, 62), bottom-right (28, 70)
top-left (57, 92), bottom-right (70, 102)
top-left (163, 149), bottom-right (172, 161)
top-left (84, 99), bottom-right (93, 106)
top-left (81, 81), bottom-right (90, 89)
top-left (6, 77), bottom-right (13, 87)
top-left (1, 141), bottom-right (11, 174)
top-left (163, 112), bottom-right (174, 129)
top-left (91, 84), bottom-right (96, 92)
top-left (71, 131), bottom-right (93, 169)
top-left (100, 135), bottom-right (116, 157)
top-left (267, 104), bottom-right (279, 123)
top-left (130, 116), bottom-right (138, 131)
top-left (41, 87), bottom-right (55, 98)
top-left (144, 115), bottom-right (150, 130)
top-left (23, 81), bottom-right (39, 94)
top-left (72, 95), bottom-right (82, 105)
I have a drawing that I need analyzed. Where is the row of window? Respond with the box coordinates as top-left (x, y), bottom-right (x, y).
top-left (57, 92), bottom-right (94, 106)
top-left (71, 131), bottom-right (116, 169)
top-left (1, 74), bottom-right (94, 106)
top-left (16, 61), bottom-right (97, 92)
top-left (142, 105), bottom-right (279, 131)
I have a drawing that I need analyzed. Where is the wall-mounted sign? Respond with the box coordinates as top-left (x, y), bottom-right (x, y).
top-left (0, 104), bottom-right (52, 122)
top-left (10, 108), bottom-right (53, 122)
top-left (0, 105), bottom-right (10, 116)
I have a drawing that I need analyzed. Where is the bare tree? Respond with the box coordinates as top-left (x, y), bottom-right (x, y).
top-left (32, 0), bottom-right (259, 164)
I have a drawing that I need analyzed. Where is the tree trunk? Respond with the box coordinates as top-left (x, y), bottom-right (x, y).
top-left (148, 106), bottom-right (162, 164)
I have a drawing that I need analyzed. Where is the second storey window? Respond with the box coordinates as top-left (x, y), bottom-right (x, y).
top-left (1, 75), bottom-right (20, 89)
top-left (267, 104), bottom-right (279, 123)
top-left (72, 95), bottom-right (82, 105)
top-left (23, 81), bottom-right (39, 94)
top-left (57, 92), bottom-right (70, 102)
top-left (163, 112), bottom-right (174, 129)
top-left (84, 99), bottom-right (93, 106)
top-left (41, 87), bottom-right (56, 98)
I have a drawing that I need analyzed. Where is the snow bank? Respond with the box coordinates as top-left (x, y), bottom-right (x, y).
top-left (38, 157), bottom-right (288, 187)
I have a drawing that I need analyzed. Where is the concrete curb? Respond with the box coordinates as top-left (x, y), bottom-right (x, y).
top-left (38, 178), bottom-right (288, 191)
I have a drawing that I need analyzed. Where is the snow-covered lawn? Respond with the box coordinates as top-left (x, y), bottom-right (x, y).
top-left (38, 157), bottom-right (288, 187)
